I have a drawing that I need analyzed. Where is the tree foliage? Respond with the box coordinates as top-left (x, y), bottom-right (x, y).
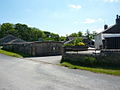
top-left (85, 29), bottom-right (97, 40)
top-left (0, 23), bottom-right (60, 41)
top-left (69, 31), bottom-right (82, 37)
top-left (43, 31), bottom-right (60, 41)
top-left (0, 23), bottom-right (16, 38)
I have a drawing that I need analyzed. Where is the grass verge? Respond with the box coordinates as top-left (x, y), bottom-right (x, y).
top-left (61, 62), bottom-right (120, 76)
top-left (0, 49), bottom-right (23, 58)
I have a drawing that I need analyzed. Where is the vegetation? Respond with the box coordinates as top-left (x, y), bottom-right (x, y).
top-left (85, 29), bottom-right (97, 40)
top-left (69, 31), bottom-right (83, 37)
top-left (64, 37), bottom-right (85, 46)
top-left (0, 49), bottom-right (23, 58)
top-left (0, 23), bottom-right (97, 42)
top-left (61, 62), bottom-right (120, 76)
top-left (61, 54), bottom-right (120, 67)
top-left (0, 23), bottom-right (61, 41)
top-left (61, 55), bottom-right (97, 67)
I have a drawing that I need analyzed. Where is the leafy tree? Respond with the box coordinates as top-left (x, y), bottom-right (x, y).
top-left (60, 36), bottom-right (66, 41)
top-left (78, 31), bottom-right (82, 37)
top-left (15, 23), bottom-right (29, 40)
top-left (69, 33), bottom-right (78, 37)
top-left (0, 23), bottom-right (16, 38)
top-left (44, 31), bottom-right (60, 41)
top-left (51, 33), bottom-right (60, 41)
top-left (85, 30), bottom-right (98, 40)
top-left (29, 27), bottom-right (45, 41)
top-left (0, 22), bottom-right (61, 42)
top-left (91, 31), bottom-right (97, 39)
top-left (74, 37), bottom-right (83, 45)
top-left (44, 31), bottom-right (51, 38)
top-left (69, 31), bottom-right (82, 37)
top-left (85, 29), bottom-right (92, 40)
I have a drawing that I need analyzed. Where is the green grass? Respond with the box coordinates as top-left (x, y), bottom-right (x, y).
top-left (0, 49), bottom-right (23, 58)
top-left (61, 62), bottom-right (120, 76)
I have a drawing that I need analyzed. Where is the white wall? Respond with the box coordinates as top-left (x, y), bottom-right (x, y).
top-left (95, 33), bottom-right (103, 49)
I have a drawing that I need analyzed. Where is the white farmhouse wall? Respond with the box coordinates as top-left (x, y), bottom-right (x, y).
top-left (95, 33), bottom-right (103, 49)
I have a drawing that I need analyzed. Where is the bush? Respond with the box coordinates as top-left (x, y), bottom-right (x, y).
top-left (64, 43), bottom-right (74, 46)
top-left (64, 42), bottom-right (85, 46)
top-left (76, 42), bottom-right (85, 46)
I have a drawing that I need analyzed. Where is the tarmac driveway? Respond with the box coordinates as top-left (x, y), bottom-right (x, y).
top-left (25, 55), bottom-right (62, 64)
top-left (0, 54), bottom-right (120, 90)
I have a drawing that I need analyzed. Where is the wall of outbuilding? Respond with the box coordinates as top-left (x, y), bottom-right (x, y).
top-left (3, 42), bottom-right (63, 57)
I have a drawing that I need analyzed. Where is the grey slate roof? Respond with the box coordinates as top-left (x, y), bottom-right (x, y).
top-left (0, 35), bottom-right (26, 45)
top-left (102, 24), bottom-right (120, 34)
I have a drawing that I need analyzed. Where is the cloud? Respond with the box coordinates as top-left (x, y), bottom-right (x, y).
top-left (69, 4), bottom-right (82, 9)
top-left (92, 28), bottom-right (103, 33)
top-left (103, 0), bottom-right (120, 2)
top-left (84, 18), bottom-right (96, 24)
top-left (83, 18), bottom-right (104, 24)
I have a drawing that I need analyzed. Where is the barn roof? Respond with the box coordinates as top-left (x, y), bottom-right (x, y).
top-left (0, 35), bottom-right (26, 45)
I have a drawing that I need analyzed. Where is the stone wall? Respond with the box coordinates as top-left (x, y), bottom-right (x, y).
top-left (33, 42), bottom-right (63, 56)
top-left (3, 41), bottom-right (63, 57)
top-left (3, 43), bottom-right (33, 56)
top-left (61, 53), bottom-right (120, 67)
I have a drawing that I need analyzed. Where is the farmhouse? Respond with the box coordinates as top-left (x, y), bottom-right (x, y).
top-left (95, 15), bottom-right (120, 49)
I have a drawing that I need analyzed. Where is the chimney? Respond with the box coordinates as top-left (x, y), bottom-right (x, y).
top-left (104, 24), bottom-right (108, 30)
top-left (116, 15), bottom-right (120, 24)
top-left (117, 15), bottom-right (119, 19)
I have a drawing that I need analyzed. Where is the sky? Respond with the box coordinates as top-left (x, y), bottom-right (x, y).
top-left (0, 0), bottom-right (120, 36)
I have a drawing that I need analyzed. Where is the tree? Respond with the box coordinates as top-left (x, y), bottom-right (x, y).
top-left (78, 31), bottom-right (82, 37)
top-left (0, 22), bottom-right (61, 42)
top-left (85, 29), bottom-right (91, 40)
top-left (30, 27), bottom-right (45, 41)
top-left (91, 31), bottom-right (97, 39)
top-left (69, 33), bottom-right (78, 37)
top-left (0, 23), bottom-right (16, 38)
top-left (15, 23), bottom-right (29, 41)
top-left (0, 24), bottom-right (2, 38)
top-left (60, 36), bottom-right (66, 41)
top-left (44, 31), bottom-right (60, 41)
top-left (74, 37), bottom-right (83, 45)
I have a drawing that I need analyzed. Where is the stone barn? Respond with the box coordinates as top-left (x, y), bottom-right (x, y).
top-left (3, 41), bottom-right (63, 56)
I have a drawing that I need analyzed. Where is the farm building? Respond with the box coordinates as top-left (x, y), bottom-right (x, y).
top-left (2, 41), bottom-right (63, 56)
top-left (0, 35), bottom-right (63, 56)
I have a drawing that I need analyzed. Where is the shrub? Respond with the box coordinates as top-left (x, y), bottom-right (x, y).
top-left (75, 42), bottom-right (85, 46)
top-left (64, 43), bottom-right (74, 46)
top-left (64, 42), bottom-right (85, 46)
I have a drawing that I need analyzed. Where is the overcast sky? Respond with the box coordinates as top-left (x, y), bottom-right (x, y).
top-left (0, 0), bottom-right (120, 36)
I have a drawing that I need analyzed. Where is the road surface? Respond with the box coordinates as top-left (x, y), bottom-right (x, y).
top-left (0, 54), bottom-right (120, 90)
top-left (25, 56), bottom-right (62, 64)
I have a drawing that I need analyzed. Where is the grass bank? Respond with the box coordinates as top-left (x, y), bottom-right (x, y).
top-left (61, 62), bottom-right (120, 76)
top-left (0, 49), bottom-right (23, 58)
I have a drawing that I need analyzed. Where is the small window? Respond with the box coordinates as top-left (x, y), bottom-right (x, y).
top-left (53, 47), bottom-right (56, 50)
